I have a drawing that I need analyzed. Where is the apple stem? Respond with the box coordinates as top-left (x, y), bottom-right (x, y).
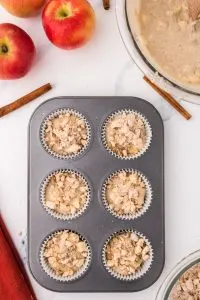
top-left (1, 45), bottom-right (8, 54)
top-left (59, 11), bottom-right (68, 18)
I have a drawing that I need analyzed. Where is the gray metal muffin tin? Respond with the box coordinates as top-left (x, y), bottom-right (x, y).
top-left (28, 96), bottom-right (164, 292)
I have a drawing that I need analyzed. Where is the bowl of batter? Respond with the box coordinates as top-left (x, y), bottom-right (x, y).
top-left (116, 0), bottom-right (200, 104)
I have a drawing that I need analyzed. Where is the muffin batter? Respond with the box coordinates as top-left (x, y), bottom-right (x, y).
top-left (43, 231), bottom-right (89, 278)
top-left (105, 232), bottom-right (150, 277)
top-left (44, 111), bottom-right (88, 156)
top-left (44, 171), bottom-right (89, 217)
top-left (134, 0), bottom-right (200, 86)
top-left (104, 111), bottom-right (147, 158)
top-left (104, 170), bottom-right (146, 217)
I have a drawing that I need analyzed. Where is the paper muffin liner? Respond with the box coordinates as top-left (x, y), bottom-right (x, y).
top-left (101, 109), bottom-right (152, 160)
top-left (101, 169), bottom-right (152, 220)
top-left (40, 169), bottom-right (91, 220)
top-left (40, 230), bottom-right (92, 282)
top-left (40, 108), bottom-right (92, 160)
top-left (102, 229), bottom-right (153, 281)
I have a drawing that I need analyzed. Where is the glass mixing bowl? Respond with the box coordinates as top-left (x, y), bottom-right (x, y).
top-left (156, 250), bottom-right (200, 299)
top-left (116, 0), bottom-right (200, 105)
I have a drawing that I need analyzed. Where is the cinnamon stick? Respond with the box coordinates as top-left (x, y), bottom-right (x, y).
top-left (0, 83), bottom-right (52, 118)
top-left (143, 76), bottom-right (192, 120)
top-left (103, 0), bottom-right (110, 10)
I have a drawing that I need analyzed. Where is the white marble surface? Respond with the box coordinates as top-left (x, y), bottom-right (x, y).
top-left (0, 1), bottom-right (200, 299)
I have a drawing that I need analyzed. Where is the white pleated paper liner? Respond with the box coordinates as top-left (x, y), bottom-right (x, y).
top-left (40, 230), bottom-right (92, 282)
top-left (40, 169), bottom-right (91, 220)
top-left (40, 108), bottom-right (92, 160)
top-left (102, 229), bottom-right (153, 281)
top-left (101, 169), bottom-right (152, 220)
top-left (101, 109), bottom-right (152, 160)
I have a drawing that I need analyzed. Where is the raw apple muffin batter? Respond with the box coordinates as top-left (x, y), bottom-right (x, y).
top-left (104, 111), bottom-right (147, 158)
top-left (137, 0), bottom-right (200, 85)
top-left (44, 111), bottom-right (89, 157)
top-left (103, 170), bottom-right (146, 218)
top-left (104, 231), bottom-right (150, 277)
top-left (43, 171), bottom-right (89, 217)
top-left (42, 231), bottom-right (89, 278)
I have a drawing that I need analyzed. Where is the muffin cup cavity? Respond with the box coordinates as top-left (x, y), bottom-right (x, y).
top-left (40, 230), bottom-right (92, 282)
top-left (40, 108), bottom-right (92, 160)
top-left (101, 109), bottom-right (152, 160)
top-left (40, 169), bottom-right (91, 220)
top-left (102, 169), bottom-right (152, 220)
top-left (102, 229), bottom-right (153, 281)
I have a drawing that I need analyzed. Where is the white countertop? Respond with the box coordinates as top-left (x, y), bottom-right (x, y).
top-left (0, 1), bottom-right (200, 299)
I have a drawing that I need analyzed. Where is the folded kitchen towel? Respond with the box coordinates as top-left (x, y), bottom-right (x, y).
top-left (0, 214), bottom-right (37, 300)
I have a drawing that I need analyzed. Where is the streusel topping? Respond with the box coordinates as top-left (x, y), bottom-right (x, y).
top-left (104, 171), bottom-right (146, 217)
top-left (44, 171), bottom-right (88, 216)
top-left (105, 232), bottom-right (150, 277)
top-left (43, 231), bottom-right (89, 277)
top-left (105, 112), bottom-right (147, 158)
top-left (44, 112), bottom-right (88, 156)
top-left (169, 263), bottom-right (200, 300)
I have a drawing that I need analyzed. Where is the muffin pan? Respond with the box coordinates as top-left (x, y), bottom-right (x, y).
top-left (28, 96), bottom-right (164, 292)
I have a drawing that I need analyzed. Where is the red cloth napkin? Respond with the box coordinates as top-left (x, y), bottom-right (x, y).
top-left (0, 214), bottom-right (37, 300)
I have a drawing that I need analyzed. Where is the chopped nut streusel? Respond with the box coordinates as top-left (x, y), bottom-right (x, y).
top-left (43, 231), bottom-right (88, 277)
top-left (105, 171), bottom-right (146, 217)
top-left (44, 112), bottom-right (88, 156)
top-left (105, 112), bottom-right (147, 157)
top-left (44, 171), bottom-right (88, 216)
top-left (105, 232), bottom-right (150, 276)
top-left (169, 264), bottom-right (200, 300)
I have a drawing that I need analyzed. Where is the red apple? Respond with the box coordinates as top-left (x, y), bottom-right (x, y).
top-left (0, 23), bottom-right (36, 79)
top-left (42, 0), bottom-right (96, 50)
top-left (0, 0), bottom-right (46, 18)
